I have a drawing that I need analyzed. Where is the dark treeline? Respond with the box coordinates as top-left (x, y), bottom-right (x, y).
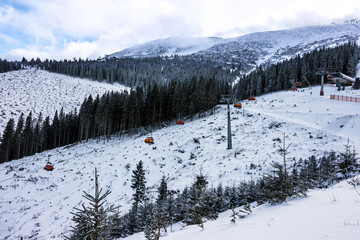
top-left (69, 145), bottom-right (359, 239)
top-left (31, 55), bottom-right (236, 88)
top-left (0, 76), bottom-right (228, 163)
top-left (0, 59), bottom-right (21, 73)
top-left (234, 41), bottom-right (360, 99)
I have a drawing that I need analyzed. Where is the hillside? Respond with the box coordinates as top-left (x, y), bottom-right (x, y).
top-left (0, 69), bottom-right (129, 133)
top-left (107, 23), bottom-right (360, 72)
top-left (0, 84), bottom-right (359, 239)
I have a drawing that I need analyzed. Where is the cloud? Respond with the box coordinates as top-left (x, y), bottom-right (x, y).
top-left (1, 0), bottom-right (360, 60)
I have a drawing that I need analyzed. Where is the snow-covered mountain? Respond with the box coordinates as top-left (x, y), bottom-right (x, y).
top-left (1, 22), bottom-right (360, 239)
top-left (1, 83), bottom-right (359, 239)
top-left (107, 37), bottom-right (223, 58)
top-left (0, 69), bottom-right (130, 133)
top-left (107, 23), bottom-right (360, 72)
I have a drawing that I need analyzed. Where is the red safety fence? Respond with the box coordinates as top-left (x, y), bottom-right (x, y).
top-left (330, 95), bottom-right (360, 103)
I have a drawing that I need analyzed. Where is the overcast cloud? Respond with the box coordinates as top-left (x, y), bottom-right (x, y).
top-left (1, 0), bottom-right (360, 60)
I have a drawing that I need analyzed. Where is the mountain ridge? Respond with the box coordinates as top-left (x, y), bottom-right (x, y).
top-left (106, 23), bottom-right (360, 73)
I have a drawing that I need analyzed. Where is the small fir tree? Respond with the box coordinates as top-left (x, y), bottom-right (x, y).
top-left (338, 138), bottom-right (359, 178)
top-left (185, 172), bottom-right (218, 228)
top-left (68, 168), bottom-right (119, 240)
top-left (129, 160), bottom-right (147, 233)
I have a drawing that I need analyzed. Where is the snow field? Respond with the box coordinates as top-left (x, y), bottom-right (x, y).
top-left (0, 83), bottom-right (359, 239)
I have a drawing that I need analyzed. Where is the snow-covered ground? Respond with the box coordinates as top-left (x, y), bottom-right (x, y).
top-left (0, 69), bottom-right (129, 133)
top-left (0, 84), bottom-right (359, 239)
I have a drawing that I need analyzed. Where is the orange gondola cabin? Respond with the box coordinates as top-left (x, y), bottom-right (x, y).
top-left (233, 103), bottom-right (242, 108)
top-left (145, 137), bottom-right (154, 144)
top-left (44, 162), bottom-right (54, 171)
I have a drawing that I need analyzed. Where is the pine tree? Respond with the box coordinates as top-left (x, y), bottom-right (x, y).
top-left (318, 152), bottom-right (337, 187)
top-left (68, 168), bottom-right (119, 240)
top-left (21, 112), bottom-right (34, 156)
top-left (0, 118), bottom-right (15, 163)
top-left (131, 160), bottom-right (147, 209)
top-left (207, 77), bottom-right (219, 114)
top-left (145, 176), bottom-right (169, 240)
top-left (214, 184), bottom-right (225, 212)
top-left (129, 160), bottom-right (147, 233)
top-left (13, 113), bottom-right (24, 159)
top-left (338, 138), bottom-right (359, 179)
top-left (185, 172), bottom-right (218, 228)
top-left (166, 189), bottom-right (176, 232)
top-left (41, 116), bottom-right (51, 151)
top-left (229, 207), bottom-right (240, 223)
top-left (51, 111), bottom-right (60, 148)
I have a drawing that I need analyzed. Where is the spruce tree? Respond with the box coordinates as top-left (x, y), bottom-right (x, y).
top-left (13, 113), bottom-right (24, 159)
top-left (145, 176), bottom-right (169, 240)
top-left (185, 172), bottom-right (218, 228)
top-left (0, 118), bottom-right (15, 163)
top-left (68, 168), bottom-right (119, 240)
top-left (129, 160), bottom-right (147, 233)
top-left (22, 112), bottom-right (34, 156)
top-left (338, 139), bottom-right (359, 178)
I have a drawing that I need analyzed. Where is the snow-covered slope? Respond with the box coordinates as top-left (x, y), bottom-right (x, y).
top-left (0, 69), bottom-right (129, 133)
top-left (107, 23), bottom-right (360, 72)
top-left (0, 84), bottom-right (359, 239)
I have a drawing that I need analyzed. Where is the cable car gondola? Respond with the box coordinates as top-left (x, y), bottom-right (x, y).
top-left (176, 120), bottom-right (185, 125)
top-left (44, 155), bottom-right (54, 171)
top-left (44, 162), bottom-right (54, 171)
top-left (145, 137), bottom-right (154, 144)
top-left (176, 114), bottom-right (185, 125)
top-left (233, 103), bottom-right (242, 108)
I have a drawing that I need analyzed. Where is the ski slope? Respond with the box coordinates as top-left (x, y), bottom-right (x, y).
top-left (0, 69), bottom-right (129, 133)
top-left (0, 84), bottom-right (359, 239)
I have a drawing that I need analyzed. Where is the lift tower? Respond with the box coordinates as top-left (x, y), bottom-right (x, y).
top-left (221, 94), bottom-right (232, 150)
top-left (315, 68), bottom-right (332, 96)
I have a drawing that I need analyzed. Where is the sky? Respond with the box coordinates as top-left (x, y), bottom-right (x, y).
top-left (1, 0), bottom-right (360, 61)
